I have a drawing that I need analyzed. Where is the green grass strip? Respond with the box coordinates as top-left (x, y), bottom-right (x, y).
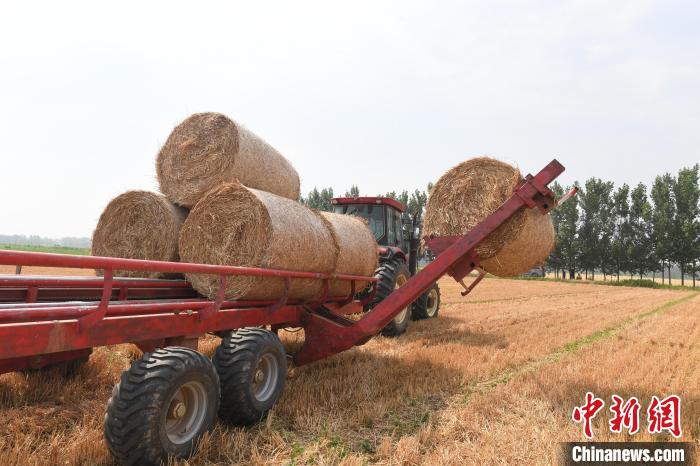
top-left (464, 293), bottom-right (698, 397)
top-left (500, 275), bottom-right (699, 292)
top-left (0, 244), bottom-right (90, 256)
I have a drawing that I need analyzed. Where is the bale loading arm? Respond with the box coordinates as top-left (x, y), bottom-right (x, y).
top-left (293, 159), bottom-right (573, 365)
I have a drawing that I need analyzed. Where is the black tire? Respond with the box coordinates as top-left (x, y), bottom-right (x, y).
top-left (104, 347), bottom-right (220, 466)
top-left (369, 258), bottom-right (411, 337)
top-left (213, 328), bottom-right (287, 426)
top-left (411, 283), bottom-right (441, 320)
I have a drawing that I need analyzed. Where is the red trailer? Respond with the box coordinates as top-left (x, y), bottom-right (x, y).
top-left (0, 160), bottom-right (573, 465)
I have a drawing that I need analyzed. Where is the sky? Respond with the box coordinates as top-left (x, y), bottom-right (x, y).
top-left (1, 0), bottom-right (698, 238)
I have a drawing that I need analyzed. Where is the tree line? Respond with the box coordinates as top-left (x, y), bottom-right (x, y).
top-left (301, 184), bottom-right (433, 225)
top-left (0, 234), bottom-right (91, 248)
top-left (548, 164), bottom-right (700, 287)
top-left (302, 164), bottom-right (700, 288)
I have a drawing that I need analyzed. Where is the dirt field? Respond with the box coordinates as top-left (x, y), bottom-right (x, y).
top-left (0, 277), bottom-right (698, 465)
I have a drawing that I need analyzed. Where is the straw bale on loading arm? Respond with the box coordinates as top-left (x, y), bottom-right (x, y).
top-left (92, 191), bottom-right (188, 278)
top-left (423, 157), bottom-right (555, 276)
top-left (179, 182), bottom-right (341, 300)
top-left (157, 112), bottom-right (300, 208)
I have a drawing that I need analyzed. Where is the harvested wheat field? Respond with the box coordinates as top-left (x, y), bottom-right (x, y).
top-left (0, 278), bottom-right (698, 465)
top-left (0, 265), bottom-right (95, 276)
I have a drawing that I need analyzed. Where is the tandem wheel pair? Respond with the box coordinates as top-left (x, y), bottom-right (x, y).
top-left (104, 328), bottom-right (285, 465)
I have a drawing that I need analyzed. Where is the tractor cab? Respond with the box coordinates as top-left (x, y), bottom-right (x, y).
top-left (331, 197), bottom-right (408, 252)
top-left (331, 195), bottom-right (441, 335)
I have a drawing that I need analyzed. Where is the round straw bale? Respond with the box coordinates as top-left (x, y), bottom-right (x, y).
top-left (179, 183), bottom-right (338, 300)
top-left (157, 112), bottom-right (300, 207)
top-left (423, 157), bottom-right (555, 276)
top-left (479, 208), bottom-right (555, 276)
top-left (320, 212), bottom-right (378, 296)
top-left (92, 191), bottom-right (188, 278)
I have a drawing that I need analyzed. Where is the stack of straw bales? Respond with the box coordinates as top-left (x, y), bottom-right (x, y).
top-left (423, 157), bottom-right (555, 276)
top-left (92, 112), bottom-right (378, 298)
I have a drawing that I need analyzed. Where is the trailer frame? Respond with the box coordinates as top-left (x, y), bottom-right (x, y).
top-left (0, 159), bottom-right (568, 373)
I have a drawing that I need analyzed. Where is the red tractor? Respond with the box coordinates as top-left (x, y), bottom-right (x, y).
top-left (331, 196), bottom-right (441, 336)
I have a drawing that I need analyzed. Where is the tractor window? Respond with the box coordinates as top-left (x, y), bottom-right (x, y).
top-left (332, 204), bottom-right (385, 241)
top-left (393, 209), bottom-right (404, 248)
top-left (387, 210), bottom-right (396, 245)
top-left (385, 208), bottom-right (403, 248)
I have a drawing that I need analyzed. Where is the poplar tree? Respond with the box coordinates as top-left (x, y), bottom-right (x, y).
top-left (547, 182), bottom-right (565, 276)
top-left (671, 165), bottom-right (700, 286)
top-left (577, 179), bottom-right (613, 279)
top-left (611, 184), bottom-right (631, 281)
top-left (628, 183), bottom-right (653, 279)
top-left (558, 183), bottom-right (580, 279)
top-left (651, 174), bottom-right (675, 284)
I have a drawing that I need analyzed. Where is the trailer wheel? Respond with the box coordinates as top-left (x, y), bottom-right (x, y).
top-left (213, 328), bottom-right (287, 426)
top-left (370, 258), bottom-right (411, 337)
top-left (104, 347), bottom-right (220, 465)
top-left (411, 283), bottom-right (441, 320)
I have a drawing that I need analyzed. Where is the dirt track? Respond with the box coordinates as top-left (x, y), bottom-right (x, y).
top-left (0, 277), bottom-right (697, 464)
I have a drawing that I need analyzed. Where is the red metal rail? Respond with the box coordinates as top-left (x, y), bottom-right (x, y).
top-left (0, 275), bottom-right (197, 303)
top-left (0, 255), bottom-right (377, 372)
top-left (0, 159), bottom-right (569, 373)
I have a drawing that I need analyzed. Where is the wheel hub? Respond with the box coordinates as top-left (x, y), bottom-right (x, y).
top-left (252, 353), bottom-right (279, 402)
top-left (393, 274), bottom-right (409, 324)
top-left (426, 288), bottom-right (438, 316)
top-left (169, 401), bottom-right (187, 419)
top-left (164, 381), bottom-right (208, 444)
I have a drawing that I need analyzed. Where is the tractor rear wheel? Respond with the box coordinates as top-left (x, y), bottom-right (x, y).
top-left (370, 258), bottom-right (411, 337)
top-left (104, 347), bottom-right (220, 465)
top-left (412, 283), bottom-right (441, 320)
top-left (213, 328), bottom-right (287, 426)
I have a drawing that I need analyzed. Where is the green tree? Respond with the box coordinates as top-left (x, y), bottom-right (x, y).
top-left (611, 184), bottom-right (631, 281)
top-left (344, 185), bottom-right (360, 197)
top-left (384, 190), bottom-right (409, 212)
top-left (319, 187), bottom-right (334, 211)
top-left (558, 183), bottom-right (580, 279)
top-left (386, 186), bottom-right (431, 261)
top-left (576, 182), bottom-right (594, 279)
top-left (384, 190), bottom-right (425, 223)
top-left (303, 187), bottom-right (334, 211)
top-left (577, 178), bottom-right (613, 279)
top-left (546, 182), bottom-right (565, 276)
top-left (406, 189), bottom-right (428, 222)
top-left (598, 182), bottom-right (615, 280)
top-left (650, 174), bottom-right (675, 284)
top-left (301, 187), bottom-right (320, 209)
top-left (671, 165), bottom-right (700, 286)
top-left (628, 183), bottom-right (653, 279)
